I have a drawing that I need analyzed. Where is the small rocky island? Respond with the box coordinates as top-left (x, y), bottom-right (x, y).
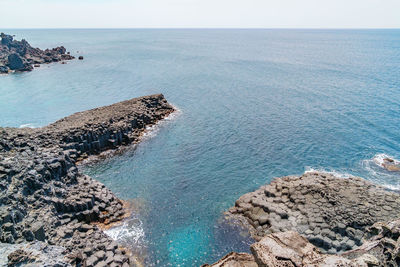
top-left (0, 33), bottom-right (75, 74)
top-left (0, 94), bottom-right (174, 266)
top-left (204, 172), bottom-right (400, 266)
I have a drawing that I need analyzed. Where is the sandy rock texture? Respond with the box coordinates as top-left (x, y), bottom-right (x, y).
top-left (0, 94), bottom-right (174, 266)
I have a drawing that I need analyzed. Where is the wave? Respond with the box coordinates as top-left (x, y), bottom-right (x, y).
top-left (304, 166), bottom-right (354, 178)
top-left (140, 104), bottom-right (182, 140)
top-left (104, 215), bottom-right (145, 246)
top-left (19, 123), bottom-right (37, 128)
top-left (360, 153), bottom-right (400, 190)
top-left (370, 153), bottom-right (400, 169)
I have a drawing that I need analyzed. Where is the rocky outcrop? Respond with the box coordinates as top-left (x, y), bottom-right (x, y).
top-left (205, 222), bottom-right (400, 267)
top-left (202, 252), bottom-right (257, 267)
top-left (227, 172), bottom-right (400, 253)
top-left (382, 157), bottom-right (400, 172)
top-left (1, 242), bottom-right (70, 266)
top-left (0, 94), bottom-right (174, 266)
top-left (204, 172), bottom-right (400, 266)
top-left (0, 33), bottom-right (74, 73)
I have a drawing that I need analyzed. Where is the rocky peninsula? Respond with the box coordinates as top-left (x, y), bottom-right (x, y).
top-left (204, 172), bottom-right (400, 266)
top-left (0, 94), bottom-right (174, 266)
top-left (0, 33), bottom-right (75, 74)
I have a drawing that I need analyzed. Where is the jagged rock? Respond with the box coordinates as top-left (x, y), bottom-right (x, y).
top-left (201, 252), bottom-right (257, 267)
top-left (0, 32), bottom-right (74, 73)
top-left (0, 94), bottom-right (175, 266)
top-left (206, 229), bottom-right (398, 266)
top-left (227, 172), bottom-right (400, 253)
top-left (0, 241), bottom-right (71, 267)
top-left (0, 65), bottom-right (9, 73)
top-left (7, 53), bottom-right (24, 70)
top-left (382, 157), bottom-right (400, 172)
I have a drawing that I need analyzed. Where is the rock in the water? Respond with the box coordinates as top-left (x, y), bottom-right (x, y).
top-left (78, 56), bottom-right (84, 60)
top-left (382, 157), bottom-right (400, 171)
top-left (0, 32), bottom-right (74, 73)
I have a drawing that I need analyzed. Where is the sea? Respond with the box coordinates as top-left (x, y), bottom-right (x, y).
top-left (1, 29), bottom-right (400, 266)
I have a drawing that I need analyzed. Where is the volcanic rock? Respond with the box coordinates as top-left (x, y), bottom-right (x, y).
top-left (0, 33), bottom-right (74, 73)
top-left (227, 172), bottom-right (400, 254)
top-left (0, 94), bottom-right (175, 266)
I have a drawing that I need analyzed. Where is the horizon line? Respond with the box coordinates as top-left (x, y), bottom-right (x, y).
top-left (1, 27), bottom-right (400, 30)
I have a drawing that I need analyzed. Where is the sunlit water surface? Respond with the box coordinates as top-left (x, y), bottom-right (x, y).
top-left (1, 29), bottom-right (400, 266)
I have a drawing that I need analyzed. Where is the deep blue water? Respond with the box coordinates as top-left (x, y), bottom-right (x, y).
top-left (1, 29), bottom-right (400, 266)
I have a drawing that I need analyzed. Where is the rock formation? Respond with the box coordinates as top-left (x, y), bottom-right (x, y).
top-left (0, 94), bottom-right (175, 266)
top-left (204, 220), bottom-right (400, 267)
top-left (204, 172), bottom-right (400, 266)
top-left (228, 172), bottom-right (400, 253)
top-left (0, 33), bottom-right (75, 74)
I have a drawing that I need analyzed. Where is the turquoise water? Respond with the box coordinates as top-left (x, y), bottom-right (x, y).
top-left (1, 29), bottom-right (400, 266)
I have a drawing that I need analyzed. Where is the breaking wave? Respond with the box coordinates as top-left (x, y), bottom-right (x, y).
top-left (19, 123), bottom-right (37, 128)
top-left (140, 104), bottom-right (182, 141)
top-left (360, 153), bottom-right (400, 191)
top-left (304, 166), bottom-right (354, 178)
top-left (105, 215), bottom-right (145, 246)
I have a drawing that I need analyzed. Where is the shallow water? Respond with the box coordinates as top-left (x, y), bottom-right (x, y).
top-left (1, 29), bottom-right (400, 266)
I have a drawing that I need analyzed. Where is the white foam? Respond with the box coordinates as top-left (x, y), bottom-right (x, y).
top-left (371, 153), bottom-right (400, 168)
top-left (105, 216), bottom-right (145, 245)
top-left (19, 123), bottom-right (37, 128)
top-left (360, 153), bottom-right (400, 190)
top-left (304, 166), bottom-right (354, 178)
top-left (140, 104), bottom-right (182, 141)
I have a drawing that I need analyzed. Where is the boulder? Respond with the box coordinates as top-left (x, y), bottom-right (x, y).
top-left (0, 65), bottom-right (9, 73)
top-left (0, 33), bottom-right (13, 46)
top-left (7, 53), bottom-right (25, 70)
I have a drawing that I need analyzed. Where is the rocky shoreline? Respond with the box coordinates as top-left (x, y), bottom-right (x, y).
top-left (0, 33), bottom-right (75, 74)
top-left (204, 172), bottom-right (400, 266)
top-left (0, 94), bottom-right (175, 266)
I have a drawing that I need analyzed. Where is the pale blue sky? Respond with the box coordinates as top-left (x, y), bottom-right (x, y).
top-left (1, 0), bottom-right (399, 28)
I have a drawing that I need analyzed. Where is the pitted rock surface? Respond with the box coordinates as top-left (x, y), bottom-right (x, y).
top-left (0, 94), bottom-right (174, 266)
top-left (204, 219), bottom-right (400, 267)
top-left (228, 172), bottom-right (400, 254)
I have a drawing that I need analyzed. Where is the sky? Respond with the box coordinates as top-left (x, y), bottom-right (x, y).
top-left (1, 0), bottom-right (399, 28)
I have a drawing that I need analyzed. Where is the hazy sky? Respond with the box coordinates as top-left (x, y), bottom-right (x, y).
top-left (1, 0), bottom-right (399, 28)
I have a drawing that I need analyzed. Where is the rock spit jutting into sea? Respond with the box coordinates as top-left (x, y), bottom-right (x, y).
top-left (203, 172), bottom-right (400, 266)
top-left (0, 94), bottom-right (174, 266)
top-left (0, 33), bottom-right (75, 74)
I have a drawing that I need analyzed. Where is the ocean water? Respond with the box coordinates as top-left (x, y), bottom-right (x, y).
top-left (1, 29), bottom-right (400, 266)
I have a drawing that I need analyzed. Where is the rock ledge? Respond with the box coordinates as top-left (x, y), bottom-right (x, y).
top-left (0, 94), bottom-right (175, 266)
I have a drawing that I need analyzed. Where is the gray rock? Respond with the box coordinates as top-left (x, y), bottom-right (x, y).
top-left (7, 53), bottom-right (25, 70)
